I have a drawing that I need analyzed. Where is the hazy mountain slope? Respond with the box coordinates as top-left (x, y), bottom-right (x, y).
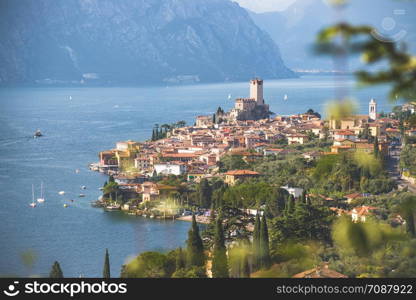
top-left (249, 0), bottom-right (416, 71)
top-left (0, 0), bottom-right (294, 86)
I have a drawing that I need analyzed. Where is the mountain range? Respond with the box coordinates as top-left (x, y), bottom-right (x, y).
top-left (248, 0), bottom-right (416, 71)
top-left (0, 0), bottom-right (295, 86)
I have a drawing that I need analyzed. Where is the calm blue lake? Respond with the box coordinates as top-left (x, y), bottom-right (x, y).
top-left (0, 75), bottom-right (397, 277)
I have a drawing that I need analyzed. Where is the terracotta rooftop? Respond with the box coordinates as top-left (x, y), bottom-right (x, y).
top-left (225, 170), bottom-right (260, 176)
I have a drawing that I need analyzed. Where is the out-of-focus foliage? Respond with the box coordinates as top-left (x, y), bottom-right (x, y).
top-left (20, 249), bottom-right (38, 271)
top-left (353, 151), bottom-right (382, 176)
top-left (332, 216), bottom-right (405, 257)
top-left (325, 99), bottom-right (358, 120)
top-left (121, 252), bottom-right (169, 278)
top-left (316, 23), bottom-right (416, 101)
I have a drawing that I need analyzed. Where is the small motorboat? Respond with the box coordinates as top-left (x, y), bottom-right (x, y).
top-left (105, 204), bottom-right (120, 211)
top-left (75, 169), bottom-right (80, 174)
top-left (58, 191), bottom-right (65, 195)
top-left (63, 204), bottom-right (68, 208)
top-left (33, 129), bottom-right (43, 138)
top-left (78, 194), bottom-right (86, 197)
top-left (81, 186), bottom-right (86, 190)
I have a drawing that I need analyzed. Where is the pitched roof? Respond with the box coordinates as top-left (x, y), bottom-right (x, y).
top-left (225, 170), bottom-right (260, 176)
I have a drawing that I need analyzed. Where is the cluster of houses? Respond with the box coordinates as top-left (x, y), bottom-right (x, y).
top-left (92, 79), bottom-right (413, 211)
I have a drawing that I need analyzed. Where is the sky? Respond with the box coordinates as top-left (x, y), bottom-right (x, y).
top-left (233, 0), bottom-right (297, 13)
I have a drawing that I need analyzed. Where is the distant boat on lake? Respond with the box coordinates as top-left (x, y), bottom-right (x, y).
top-left (30, 184), bottom-right (36, 208)
top-left (37, 181), bottom-right (45, 203)
top-left (58, 191), bottom-right (65, 195)
top-left (33, 129), bottom-right (42, 138)
top-left (283, 94), bottom-right (288, 101)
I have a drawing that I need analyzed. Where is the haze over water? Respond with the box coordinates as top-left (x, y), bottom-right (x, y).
top-left (0, 75), bottom-right (395, 277)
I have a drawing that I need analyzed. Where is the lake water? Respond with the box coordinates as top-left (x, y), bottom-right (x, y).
top-left (0, 75), bottom-right (396, 277)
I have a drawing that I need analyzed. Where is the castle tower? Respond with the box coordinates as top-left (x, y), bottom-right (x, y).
top-left (369, 98), bottom-right (377, 121)
top-left (250, 78), bottom-right (264, 105)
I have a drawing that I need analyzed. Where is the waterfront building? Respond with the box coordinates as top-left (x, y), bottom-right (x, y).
top-left (228, 79), bottom-right (271, 121)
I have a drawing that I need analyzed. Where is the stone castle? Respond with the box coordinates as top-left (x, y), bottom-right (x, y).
top-left (229, 78), bottom-right (271, 121)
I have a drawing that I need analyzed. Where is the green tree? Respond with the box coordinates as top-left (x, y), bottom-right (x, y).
top-left (49, 261), bottom-right (63, 278)
top-left (176, 247), bottom-right (186, 270)
top-left (285, 195), bottom-right (295, 215)
top-left (211, 217), bottom-right (229, 278)
top-left (198, 179), bottom-right (212, 208)
top-left (374, 137), bottom-right (380, 158)
top-left (399, 194), bottom-right (416, 237)
top-left (103, 248), bottom-right (110, 278)
top-left (259, 215), bottom-right (271, 269)
top-left (186, 214), bottom-right (205, 268)
top-left (252, 213), bottom-right (261, 270)
top-left (241, 253), bottom-right (250, 278)
top-left (121, 252), bottom-right (168, 278)
top-left (151, 128), bottom-right (156, 141)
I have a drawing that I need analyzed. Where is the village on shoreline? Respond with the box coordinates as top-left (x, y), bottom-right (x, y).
top-left (89, 78), bottom-right (415, 225)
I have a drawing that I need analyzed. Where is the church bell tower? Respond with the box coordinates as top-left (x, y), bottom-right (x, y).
top-left (369, 98), bottom-right (377, 121)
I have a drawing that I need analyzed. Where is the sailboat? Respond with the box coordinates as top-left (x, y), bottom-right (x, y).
top-left (69, 96), bottom-right (72, 101)
top-left (283, 94), bottom-right (288, 101)
top-left (30, 184), bottom-right (36, 208)
top-left (37, 182), bottom-right (45, 203)
top-left (228, 94), bottom-right (232, 100)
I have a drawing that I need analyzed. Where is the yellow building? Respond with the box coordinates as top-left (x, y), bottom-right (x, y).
top-left (114, 140), bottom-right (140, 171)
top-left (224, 170), bottom-right (260, 185)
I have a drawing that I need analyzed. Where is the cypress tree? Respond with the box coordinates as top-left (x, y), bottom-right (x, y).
top-left (186, 214), bottom-right (205, 268)
top-left (259, 215), bottom-right (271, 269)
top-left (252, 213), bottom-right (261, 270)
top-left (241, 254), bottom-right (250, 278)
top-left (49, 261), bottom-right (63, 278)
top-left (212, 217), bottom-right (229, 278)
top-left (176, 247), bottom-right (186, 270)
top-left (103, 248), bottom-right (110, 278)
top-left (199, 179), bottom-right (212, 208)
top-left (286, 195), bottom-right (295, 215)
top-left (374, 137), bottom-right (380, 158)
top-left (151, 128), bottom-right (155, 141)
top-left (406, 213), bottom-right (416, 237)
